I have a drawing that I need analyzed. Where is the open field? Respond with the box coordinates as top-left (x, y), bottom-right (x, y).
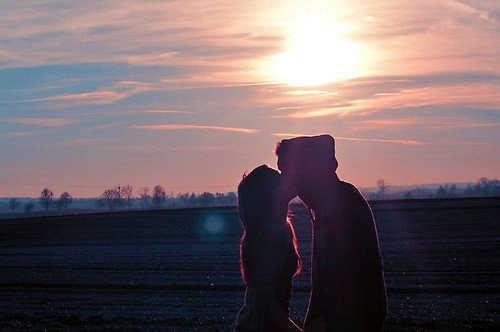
top-left (0, 197), bottom-right (499, 330)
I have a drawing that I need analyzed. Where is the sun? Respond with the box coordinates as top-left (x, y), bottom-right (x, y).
top-left (267, 14), bottom-right (364, 86)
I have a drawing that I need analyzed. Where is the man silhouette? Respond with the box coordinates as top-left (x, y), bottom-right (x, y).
top-left (276, 134), bottom-right (387, 331)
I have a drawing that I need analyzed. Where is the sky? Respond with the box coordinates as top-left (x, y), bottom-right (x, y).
top-left (1, 0), bottom-right (499, 197)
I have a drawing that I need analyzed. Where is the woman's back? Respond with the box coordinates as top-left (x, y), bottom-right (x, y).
top-left (235, 222), bottom-right (298, 331)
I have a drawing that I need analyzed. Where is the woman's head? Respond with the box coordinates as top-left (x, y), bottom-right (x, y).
top-left (237, 165), bottom-right (292, 232)
top-left (237, 165), bottom-right (301, 284)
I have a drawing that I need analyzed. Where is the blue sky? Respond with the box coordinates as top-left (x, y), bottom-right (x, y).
top-left (1, 0), bottom-right (499, 197)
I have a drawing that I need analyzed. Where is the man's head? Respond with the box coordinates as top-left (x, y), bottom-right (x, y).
top-left (275, 134), bottom-right (338, 190)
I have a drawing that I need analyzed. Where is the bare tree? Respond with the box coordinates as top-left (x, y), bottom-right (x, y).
top-left (121, 184), bottom-right (134, 210)
top-left (59, 192), bottom-right (73, 211)
top-left (101, 186), bottom-right (122, 210)
top-left (8, 198), bottom-right (21, 213)
top-left (24, 201), bottom-right (35, 214)
top-left (138, 186), bottom-right (150, 209)
top-left (152, 185), bottom-right (166, 208)
top-left (40, 187), bottom-right (54, 212)
top-left (377, 179), bottom-right (390, 200)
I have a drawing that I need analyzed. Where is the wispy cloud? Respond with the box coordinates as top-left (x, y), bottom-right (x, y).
top-left (0, 130), bottom-right (47, 137)
top-left (335, 136), bottom-right (426, 145)
top-left (143, 109), bottom-right (196, 114)
top-left (271, 132), bottom-right (426, 145)
top-left (45, 138), bottom-right (102, 147)
top-left (444, 0), bottom-right (498, 24)
top-left (358, 117), bottom-right (500, 131)
top-left (42, 90), bottom-right (126, 105)
top-left (269, 73), bottom-right (500, 119)
top-left (0, 117), bottom-right (78, 127)
top-left (131, 124), bottom-right (258, 133)
top-left (359, 119), bottom-right (418, 127)
top-left (76, 143), bottom-right (235, 153)
top-left (284, 105), bottom-right (354, 119)
top-left (13, 81), bottom-right (155, 106)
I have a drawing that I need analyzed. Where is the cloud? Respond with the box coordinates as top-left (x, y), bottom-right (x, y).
top-left (131, 124), bottom-right (258, 134)
top-left (269, 72), bottom-right (500, 119)
top-left (0, 130), bottom-right (48, 137)
top-left (43, 90), bottom-right (126, 105)
top-left (0, 0), bottom-right (283, 85)
top-left (444, 0), bottom-right (498, 24)
top-left (14, 81), bottom-right (155, 106)
top-left (282, 105), bottom-right (354, 119)
top-left (359, 119), bottom-right (418, 127)
top-left (143, 109), bottom-right (196, 114)
top-left (0, 117), bottom-right (78, 127)
top-left (77, 143), bottom-right (235, 153)
top-left (44, 138), bottom-right (102, 147)
top-left (358, 117), bottom-right (500, 131)
top-left (271, 132), bottom-right (426, 145)
top-left (335, 136), bottom-right (426, 145)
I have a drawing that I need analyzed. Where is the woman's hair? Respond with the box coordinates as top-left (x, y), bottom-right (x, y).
top-left (237, 165), bottom-right (301, 284)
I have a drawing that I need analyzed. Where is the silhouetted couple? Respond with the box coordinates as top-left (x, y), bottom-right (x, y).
top-left (234, 134), bottom-right (387, 331)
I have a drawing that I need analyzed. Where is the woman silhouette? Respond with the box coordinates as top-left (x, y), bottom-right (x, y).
top-left (234, 165), bottom-right (303, 331)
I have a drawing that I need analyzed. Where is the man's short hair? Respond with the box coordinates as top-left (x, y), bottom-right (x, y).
top-left (275, 134), bottom-right (338, 174)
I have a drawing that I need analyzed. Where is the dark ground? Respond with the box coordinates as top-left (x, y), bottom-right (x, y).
top-left (0, 197), bottom-right (499, 331)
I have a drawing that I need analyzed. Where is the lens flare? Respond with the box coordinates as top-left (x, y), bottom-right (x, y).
top-left (197, 214), bottom-right (228, 241)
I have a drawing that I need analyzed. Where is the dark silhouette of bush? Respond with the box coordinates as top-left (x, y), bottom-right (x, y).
top-left (461, 177), bottom-right (499, 197)
top-left (40, 188), bottom-right (54, 212)
top-left (8, 198), bottom-right (21, 213)
top-left (152, 185), bottom-right (166, 208)
top-left (24, 201), bottom-right (35, 214)
top-left (59, 192), bottom-right (73, 211)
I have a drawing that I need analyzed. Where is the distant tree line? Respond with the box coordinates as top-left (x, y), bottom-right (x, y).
top-left (2, 177), bottom-right (499, 215)
top-left (38, 188), bottom-right (73, 212)
top-left (434, 177), bottom-right (500, 198)
top-left (364, 177), bottom-right (500, 200)
top-left (7, 188), bottom-right (73, 214)
top-left (94, 184), bottom-right (237, 211)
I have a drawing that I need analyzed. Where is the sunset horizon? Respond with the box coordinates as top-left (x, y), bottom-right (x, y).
top-left (1, 0), bottom-right (499, 197)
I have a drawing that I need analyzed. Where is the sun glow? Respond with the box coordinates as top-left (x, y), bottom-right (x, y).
top-left (268, 14), bottom-right (365, 86)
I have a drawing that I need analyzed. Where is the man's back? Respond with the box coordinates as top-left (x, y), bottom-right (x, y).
top-left (305, 180), bottom-right (387, 331)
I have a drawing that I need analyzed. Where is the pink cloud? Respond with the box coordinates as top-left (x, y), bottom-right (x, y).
top-left (17, 81), bottom-right (155, 106)
top-left (444, 0), bottom-right (498, 24)
top-left (335, 136), bottom-right (427, 145)
top-left (273, 81), bottom-right (500, 119)
top-left (0, 130), bottom-right (47, 137)
top-left (43, 90), bottom-right (126, 105)
top-left (357, 118), bottom-right (500, 131)
top-left (45, 138), bottom-right (102, 146)
top-left (131, 124), bottom-right (258, 134)
top-left (271, 132), bottom-right (426, 145)
top-left (143, 109), bottom-right (196, 114)
top-left (1, 117), bottom-right (78, 127)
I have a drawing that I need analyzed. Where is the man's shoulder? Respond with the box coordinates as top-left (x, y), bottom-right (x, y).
top-left (338, 180), bottom-right (362, 197)
top-left (338, 181), bottom-right (371, 205)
